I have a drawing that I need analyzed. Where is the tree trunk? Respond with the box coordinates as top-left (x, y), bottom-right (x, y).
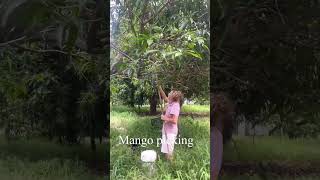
top-left (99, 136), bottom-right (102, 144)
top-left (90, 118), bottom-right (97, 168)
top-left (212, 127), bottom-right (223, 179)
top-left (86, 0), bottom-right (104, 166)
top-left (149, 92), bottom-right (158, 115)
top-left (90, 134), bottom-right (96, 152)
top-left (252, 126), bottom-right (255, 144)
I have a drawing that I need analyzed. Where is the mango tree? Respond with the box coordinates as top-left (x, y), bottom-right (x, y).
top-left (111, 0), bottom-right (209, 113)
top-left (0, 0), bottom-right (109, 165)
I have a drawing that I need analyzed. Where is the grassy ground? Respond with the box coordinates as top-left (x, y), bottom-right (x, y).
top-left (221, 136), bottom-right (320, 180)
top-left (224, 136), bottom-right (320, 162)
top-left (181, 104), bottom-right (210, 114)
top-left (110, 105), bottom-right (210, 179)
top-left (0, 136), bottom-right (107, 180)
top-left (221, 174), bottom-right (320, 180)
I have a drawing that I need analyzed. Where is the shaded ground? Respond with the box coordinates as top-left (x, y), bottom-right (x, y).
top-left (222, 161), bottom-right (320, 177)
top-left (221, 136), bottom-right (320, 179)
top-left (0, 136), bottom-right (107, 179)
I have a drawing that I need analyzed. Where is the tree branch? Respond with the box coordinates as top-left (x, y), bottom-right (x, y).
top-left (213, 66), bottom-right (251, 86)
top-left (0, 36), bottom-right (27, 47)
top-left (110, 43), bottom-right (136, 61)
top-left (125, 0), bottom-right (137, 36)
top-left (10, 44), bottom-right (83, 57)
top-left (274, 0), bottom-right (285, 24)
top-left (139, 0), bottom-right (149, 33)
top-left (142, 0), bottom-right (173, 26)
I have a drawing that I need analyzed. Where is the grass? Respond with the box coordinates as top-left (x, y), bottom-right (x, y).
top-left (0, 156), bottom-right (104, 180)
top-left (110, 105), bottom-right (210, 180)
top-left (0, 136), bottom-right (107, 180)
top-left (221, 174), bottom-right (320, 180)
top-left (181, 104), bottom-right (210, 114)
top-left (224, 136), bottom-right (320, 162)
top-left (221, 136), bottom-right (320, 180)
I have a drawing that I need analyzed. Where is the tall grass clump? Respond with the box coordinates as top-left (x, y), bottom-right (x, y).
top-left (0, 155), bottom-right (105, 180)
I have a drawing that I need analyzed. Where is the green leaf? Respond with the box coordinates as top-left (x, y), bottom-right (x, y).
top-left (174, 52), bottom-right (183, 58)
top-left (135, 0), bottom-right (141, 7)
top-left (189, 17), bottom-right (194, 24)
top-left (163, 51), bottom-right (178, 58)
top-left (188, 43), bottom-right (196, 49)
top-left (145, 49), bottom-right (159, 55)
top-left (197, 37), bottom-right (205, 45)
top-left (147, 39), bottom-right (153, 46)
top-left (203, 44), bottom-right (209, 51)
top-left (179, 19), bottom-right (188, 30)
top-left (152, 26), bottom-right (162, 32)
top-left (185, 50), bottom-right (202, 60)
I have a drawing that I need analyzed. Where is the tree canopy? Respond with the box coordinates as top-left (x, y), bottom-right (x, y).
top-left (212, 0), bottom-right (320, 138)
top-left (0, 0), bottom-right (109, 154)
top-left (110, 0), bottom-right (210, 112)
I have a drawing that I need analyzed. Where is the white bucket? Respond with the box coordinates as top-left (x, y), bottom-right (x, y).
top-left (141, 150), bottom-right (157, 177)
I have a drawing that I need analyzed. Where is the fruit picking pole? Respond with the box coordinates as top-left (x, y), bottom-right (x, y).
top-left (157, 87), bottom-right (170, 153)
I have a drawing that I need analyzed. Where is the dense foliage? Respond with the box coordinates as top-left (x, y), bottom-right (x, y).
top-left (0, 0), bottom-right (109, 154)
top-left (212, 0), bottom-right (320, 138)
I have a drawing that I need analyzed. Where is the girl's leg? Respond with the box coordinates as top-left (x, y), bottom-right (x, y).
top-left (165, 133), bottom-right (176, 161)
top-left (161, 127), bottom-right (177, 161)
top-left (165, 153), bottom-right (173, 161)
top-left (161, 128), bottom-right (168, 154)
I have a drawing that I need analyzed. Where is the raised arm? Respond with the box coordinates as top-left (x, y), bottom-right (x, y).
top-left (158, 85), bottom-right (169, 103)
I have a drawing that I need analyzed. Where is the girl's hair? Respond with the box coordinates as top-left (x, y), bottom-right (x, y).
top-left (170, 90), bottom-right (183, 106)
top-left (211, 93), bottom-right (235, 144)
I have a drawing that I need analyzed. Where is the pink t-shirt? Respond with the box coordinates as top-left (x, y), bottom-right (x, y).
top-left (163, 102), bottom-right (180, 134)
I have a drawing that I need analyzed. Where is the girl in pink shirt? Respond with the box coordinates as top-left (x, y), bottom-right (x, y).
top-left (158, 86), bottom-right (183, 161)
